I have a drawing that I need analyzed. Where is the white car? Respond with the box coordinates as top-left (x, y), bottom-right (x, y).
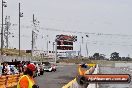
top-left (43, 62), bottom-right (56, 72)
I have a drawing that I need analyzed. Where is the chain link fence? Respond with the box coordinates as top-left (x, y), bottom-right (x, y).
top-left (0, 55), bottom-right (55, 63)
top-left (0, 55), bottom-right (33, 62)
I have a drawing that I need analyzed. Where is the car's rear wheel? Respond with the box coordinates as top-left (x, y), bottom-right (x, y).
top-left (40, 71), bottom-right (44, 75)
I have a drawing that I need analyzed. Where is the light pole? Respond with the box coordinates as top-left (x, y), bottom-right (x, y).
top-left (31, 30), bottom-right (34, 56)
top-left (1, 0), bottom-right (7, 55)
top-left (18, 3), bottom-right (23, 56)
top-left (46, 35), bottom-right (49, 55)
top-left (79, 44), bottom-right (81, 58)
top-left (80, 36), bottom-right (83, 57)
top-left (86, 35), bottom-right (89, 58)
top-left (31, 14), bottom-right (35, 57)
top-left (53, 42), bottom-right (55, 54)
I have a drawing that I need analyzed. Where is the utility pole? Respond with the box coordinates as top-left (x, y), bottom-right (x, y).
top-left (7, 22), bottom-right (9, 48)
top-left (53, 42), bottom-right (55, 62)
top-left (79, 36), bottom-right (83, 57)
top-left (46, 35), bottom-right (49, 56)
top-left (79, 44), bottom-right (81, 58)
top-left (86, 42), bottom-right (88, 58)
top-left (53, 42), bottom-right (55, 54)
top-left (19, 3), bottom-right (20, 56)
top-left (5, 17), bottom-right (9, 48)
top-left (4, 16), bottom-right (11, 49)
top-left (31, 14), bottom-right (39, 57)
top-left (18, 3), bottom-right (23, 56)
top-left (31, 30), bottom-right (34, 56)
top-left (82, 36), bottom-right (83, 44)
top-left (1, 0), bottom-right (4, 55)
top-left (47, 41), bottom-right (48, 55)
top-left (1, 0), bottom-right (7, 55)
top-left (55, 40), bottom-right (57, 63)
top-left (31, 14), bottom-right (35, 56)
top-left (86, 35), bottom-right (89, 58)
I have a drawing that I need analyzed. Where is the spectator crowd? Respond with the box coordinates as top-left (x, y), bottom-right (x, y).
top-left (0, 61), bottom-right (44, 76)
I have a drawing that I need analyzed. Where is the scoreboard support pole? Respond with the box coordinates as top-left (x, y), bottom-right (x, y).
top-left (55, 41), bottom-right (57, 63)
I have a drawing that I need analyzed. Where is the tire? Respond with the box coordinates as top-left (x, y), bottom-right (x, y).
top-left (53, 69), bottom-right (56, 72)
top-left (54, 69), bottom-right (56, 72)
top-left (76, 75), bottom-right (87, 85)
top-left (49, 69), bottom-right (52, 72)
top-left (40, 71), bottom-right (44, 75)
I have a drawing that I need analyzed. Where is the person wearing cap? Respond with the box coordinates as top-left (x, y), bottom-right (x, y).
top-left (17, 63), bottom-right (38, 88)
top-left (78, 62), bottom-right (96, 76)
top-left (78, 62), bottom-right (88, 76)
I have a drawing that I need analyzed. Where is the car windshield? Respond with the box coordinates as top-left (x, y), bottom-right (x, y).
top-left (43, 62), bottom-right (51, 66)
top-left (45, 64), bottom-right (51, 66)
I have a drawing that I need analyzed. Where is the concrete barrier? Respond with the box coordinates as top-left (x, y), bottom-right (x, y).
top-left (62, 64), bottom-right (99, 88)
top-left (0, 55), bottom-right (32, 62)
top-left (115, 63), bottom-right (132, 68)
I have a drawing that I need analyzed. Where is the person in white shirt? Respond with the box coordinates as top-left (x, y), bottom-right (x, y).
top-left (4, 62), bottom-right (11, 75)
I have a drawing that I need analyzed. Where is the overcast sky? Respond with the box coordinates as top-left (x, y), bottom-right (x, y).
top-left (0, 0), bottom-right (132, 57)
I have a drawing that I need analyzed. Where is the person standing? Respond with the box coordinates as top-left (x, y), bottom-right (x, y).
top-left (4, 62), bottom-right (11, 75)
top-left (17, 63), bottom-right (39, 88)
